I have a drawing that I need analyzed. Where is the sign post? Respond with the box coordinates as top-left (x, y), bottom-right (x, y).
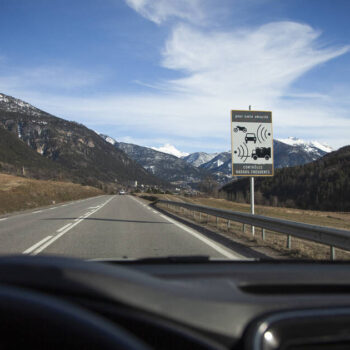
top-left (231, 109), bottom-right (273, 236)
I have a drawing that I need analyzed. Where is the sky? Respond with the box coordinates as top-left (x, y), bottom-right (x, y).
top-left (0, 0), bottom-right (350, 153)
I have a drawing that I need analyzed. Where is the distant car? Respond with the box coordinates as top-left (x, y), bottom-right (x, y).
top-left (245, 133), bottom-right (257, 143)
top-left (119, 190), bottom-right (126, 195)
top-left (252, 147), bottom-right (271, 160)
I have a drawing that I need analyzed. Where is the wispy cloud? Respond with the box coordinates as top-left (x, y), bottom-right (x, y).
top-left (0, 64), bottom-right (103, 93)
top-left (125, 0), bottom-right (206, 25)
top-left (0, 1), bottom-right (349, 151)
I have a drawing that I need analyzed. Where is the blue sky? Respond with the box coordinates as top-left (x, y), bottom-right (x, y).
top-left (1, 0), bottom-right (350, 152)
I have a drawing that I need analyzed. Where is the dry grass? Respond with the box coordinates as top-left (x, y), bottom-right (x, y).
top-left (147, 193), bottom-right (350, 260)
top-left (0, 174), bottom-right (103, 215)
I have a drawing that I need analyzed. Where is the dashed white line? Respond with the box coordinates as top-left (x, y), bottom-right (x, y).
top-left (57, 223), bottom-right (73, 233)
top-left (33, 210), bottom-right (43, 214)
top-left (0, 218), bottom-right (8, 222)
top-left (30, 196), bottom-right (114, 255)
top-left (23, 236), bottom-right (53, 255)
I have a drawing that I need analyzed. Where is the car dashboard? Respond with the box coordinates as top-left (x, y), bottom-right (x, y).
top-left (1, 257), bottom-right (350, 349)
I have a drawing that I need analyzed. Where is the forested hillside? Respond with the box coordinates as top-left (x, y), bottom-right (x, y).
top-left (220, 146), bottom-right (350, 211)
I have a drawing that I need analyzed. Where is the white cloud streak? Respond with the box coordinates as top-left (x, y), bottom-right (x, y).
top-left (125, 0), bottom-right (205, 24)
top-left (1, 1), bottom-right (349, 151)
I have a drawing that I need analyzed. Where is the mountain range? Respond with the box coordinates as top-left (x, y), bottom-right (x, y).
top-left (99, 135), bottom-right (207, 188)
top-left (0, 92), bottom-right (334, 191)
top-left (0, 93), bottom-right (163, 189)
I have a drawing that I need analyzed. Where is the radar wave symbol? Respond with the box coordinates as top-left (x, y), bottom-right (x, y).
top-left (257, 124), bottom-right (270, 143)
top-left (237, 143), bottom-right (249, 163)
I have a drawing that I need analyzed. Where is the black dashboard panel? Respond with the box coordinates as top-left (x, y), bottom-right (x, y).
top-left (2, 257), bottom-right (350, 349)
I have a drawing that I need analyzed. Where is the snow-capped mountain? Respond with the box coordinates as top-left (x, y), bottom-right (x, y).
top-left (184, 138), bottom-right (334, 182)
top-left (151, 144), bottom-right (189, 158)
top-left (99, 134), bottom-right (208, 187)
top-left (277, 137), bottom-right (333, 156)
top-left (182, 152), bottom-right (219, 167)
top-left (0, 92), bottom-right (162, 187)
top-left (0, 93), bottom-right (42, 116)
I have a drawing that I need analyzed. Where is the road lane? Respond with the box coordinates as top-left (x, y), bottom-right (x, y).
top-left (40, 195), bottom-right (241, 259)
top-left (0, 195), bottom-right (109, 254)
top-left (0, 195), bottom-right (243, 259)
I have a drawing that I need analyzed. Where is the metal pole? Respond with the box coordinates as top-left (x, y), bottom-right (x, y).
top-left (331, 246), bottom-right (336, 261)
top-left (287, 234), bottom-right (292, 249)
top-left (250, 176), bottom-right (255, 236)
top-left (249, 105), bottom-right (255, 237)
top-left (262, 228), bottom-right (266, 241)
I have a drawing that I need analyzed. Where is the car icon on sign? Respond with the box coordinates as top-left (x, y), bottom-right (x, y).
top-left (245, 133), bottom-right (257, 143)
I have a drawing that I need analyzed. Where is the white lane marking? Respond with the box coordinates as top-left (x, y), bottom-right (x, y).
top-left (49, 207), bottom-right (57, 210)
top-left (57, 223), bottom-right (73, 233)
top-left (33, 210), bottom-right (43, 214)
top-left (158, 214), bottom-right (242, 260)
top-left (152, 210), bottom-right (157, 213)
top-left (0, 218), bottom-right (8, 222)
top-left (31, 196), bottom-right (114, 255)
top-left (129, 195), bottom-right (242, 259)
top-left (23, 236), bottom-right (53, 254)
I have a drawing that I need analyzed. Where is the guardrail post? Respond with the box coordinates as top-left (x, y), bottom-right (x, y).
top-left (287, 235), bottom-right (292, 249)
top-left (243, 224), bottom-right (246, 233)
top-left (216, 216), bottom-right (219, 228)
top-left (227, 220), bottom-right (230, 231)
top-left (330, 246), bottom-right (336, 261)
top-left (199, 212), bottom-right (202, 223)
top-left (262, 228), bottom-right (266, 241)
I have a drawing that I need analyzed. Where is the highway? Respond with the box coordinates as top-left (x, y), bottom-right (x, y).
top-left (0, 195), bottom-right (241, 260)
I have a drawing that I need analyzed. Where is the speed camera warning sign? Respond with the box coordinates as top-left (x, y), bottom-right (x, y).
top-left (231, 110), bottom-right (274, 176)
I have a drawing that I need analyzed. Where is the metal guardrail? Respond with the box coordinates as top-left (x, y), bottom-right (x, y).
top-left (156, 200), bottom-right (350, 260)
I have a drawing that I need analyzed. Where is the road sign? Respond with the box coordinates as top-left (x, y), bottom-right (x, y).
top-left (231, 110), bottom-right (273, 176)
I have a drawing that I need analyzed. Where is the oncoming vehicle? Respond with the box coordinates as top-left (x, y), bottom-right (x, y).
top-left (245, 133), bottom-right (257, 143)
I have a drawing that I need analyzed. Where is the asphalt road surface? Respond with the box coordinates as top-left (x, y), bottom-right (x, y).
top-left (0, 195), bottom-right (242, 260)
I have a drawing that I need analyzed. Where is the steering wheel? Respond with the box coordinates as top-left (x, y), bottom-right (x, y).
top-left (0, 282), bottom-right (149, 349)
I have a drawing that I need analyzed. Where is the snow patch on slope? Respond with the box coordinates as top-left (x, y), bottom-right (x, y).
top-left (151, 144), bottom-right (189, 158)
top-left (278, 137), bottom-right (333, 153)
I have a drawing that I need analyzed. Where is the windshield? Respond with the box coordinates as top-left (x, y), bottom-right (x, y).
top-left (0, 0), bottom-right (349, 262)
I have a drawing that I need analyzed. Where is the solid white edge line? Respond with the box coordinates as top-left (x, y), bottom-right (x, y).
top-left (31, 196), bottom-right (114, 255)
top-left (159, 215), bottom-right (243, 260)
top-left (57, 223), bottom-right (73, 233)
top-left (130, 196), bottom-right (243, 260)
top-left (32, 210), bottom-right (43, 214)
top-left (23, 236), bottom-right (53, 254)
top-left (0, 218), bottom-right (8, 221)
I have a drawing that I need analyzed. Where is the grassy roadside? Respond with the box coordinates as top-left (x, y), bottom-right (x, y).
top-left (0, 174), bottom-right (103, 215)
top-left (137, 193), bottom-right (350, 260)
